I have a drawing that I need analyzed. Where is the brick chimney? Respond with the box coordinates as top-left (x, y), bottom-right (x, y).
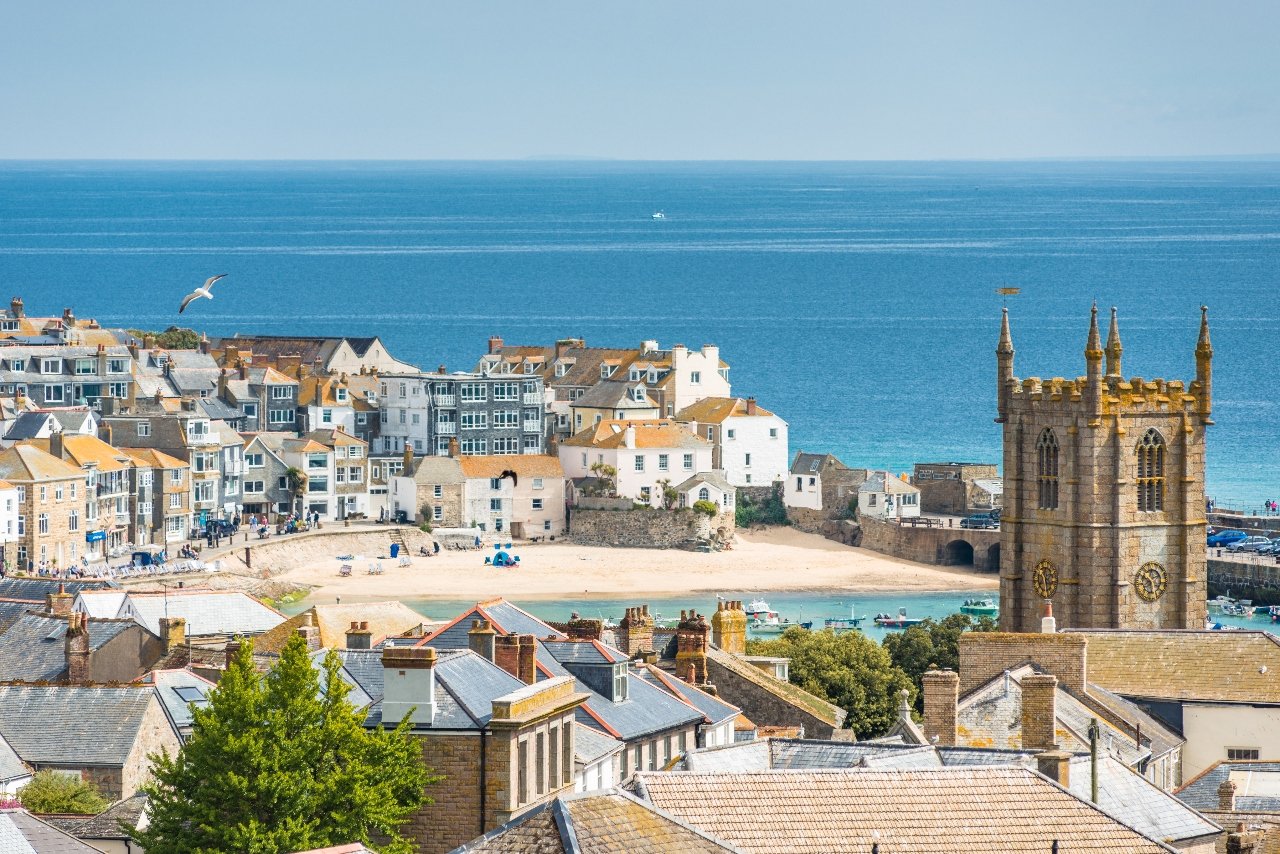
top-left (159, 616), bottom-right (186, 655)
top-left (1021, 673), bottom-right (1059, 751)
top-left (49, 430), bottom-right (65, 460)
top-left (381, 646), bottom-right (437, 726)
top-left (1227, 824), bottom-right (1262, 854)
top-left (10, 296), bottom-right (23, 318)
top-left (99, 422), bottom-right (113, 446)
top-left (745, 397), bottom-right (757, 416)
top-left (295, 612), bottom-right (320, 651)
top-left (199, 333), bottom-right (210, 355)
top-left (346, 620), bottom-right (372, 650)
top-left (1219, 779), bottom-right (1238, 811)
top-left (565, 613), bottom-right (603, 642)
top-left (238, 362), bottom-right (249, 380)
top-left (488, 336), bottom-right (504, 355)
top-left (617, 606), bottom-right (654, 658)
top-left (402, 443), bottom-right (414, 473)
top-left (468, 619), bottom-right (497, 662)
top-left (448, 437), bottom-right (460, 459)
top-left (46, 582), bottom-right (72, 617)
top-left (1036, 749), bottom-right (1071, 787)
top-left (65, 612), bottom-right (91, 684)
top-left (495, 633), bottom-right (521, 679)
top-left (711, 600), bottom-right (747, 655)
top-left (517, 633), bottom-right (537, 684)
top-left (922, 667), bottom-right (959, 747)
top-left (675, 611), bottom-right (710, 685)
top-left (1041, 599), bottom-right (1057, 634)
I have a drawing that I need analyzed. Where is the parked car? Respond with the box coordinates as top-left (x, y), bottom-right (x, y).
top-left (960, 514), bottom-right (998, 529)
top-left (1208, 529), bottom-right (1248, 547)
top-left (1260, 538), bottom-right (1280, 555)
top-left (1227, 536), bottom-right (1273, 553)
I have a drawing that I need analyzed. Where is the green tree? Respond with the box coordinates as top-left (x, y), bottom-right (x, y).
top-left (284, 467), bottom-right (307, 515)
top-left (587, 462), bottom-right (617, 497)
top-left (882, 613), bottom-right (997, 711)
top-left (134, 636), bottom-right (436, 854)
top-left (656, 478), bottom-right (678, 510)
top-left (736, 487), bottom-right (789, 528)
top-left (747, 627), bottom-right (913, 738)
top-left (127, 326), bottom-right (201, 350)
top-left (18, 770), bottom-right (109, 815)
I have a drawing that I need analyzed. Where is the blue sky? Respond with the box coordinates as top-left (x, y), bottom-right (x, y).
top-left (2, 1), bottom-right (1278, 159)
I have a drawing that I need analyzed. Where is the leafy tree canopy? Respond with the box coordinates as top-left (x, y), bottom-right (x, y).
top-left (883, 613), bottom-right (997, 710)
top-left (127, 327), bottom-right (201, 350)
top-left (747, 627), bottom-right (914, 738)
top-left (134, 635), bottom-right (437, 854)
top-left (19, 770), bottom-right (109, 815)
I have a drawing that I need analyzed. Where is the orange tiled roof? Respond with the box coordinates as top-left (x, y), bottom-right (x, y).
top-left (676, 397), bottom-right (775, 424)
top-left (30, 435), bottom-right (131, 471)
top-left (458, 455), bottom-right (565, 480)
top-left (121, 447), bottom-right (190, 470)
top-left (0, 444), bottom-right (84, 481)
top-left (561, 419), bottom-right (709, 450)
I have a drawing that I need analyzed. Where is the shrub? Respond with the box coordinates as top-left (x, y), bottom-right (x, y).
top-left (692, 500), bottom-right (719, 517)
top-left (19, 770), bottom-right (109, 815)
top-left (736, 488), bottom-right (790, 528)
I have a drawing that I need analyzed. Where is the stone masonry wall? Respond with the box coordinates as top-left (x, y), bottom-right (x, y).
top-left (569, 508), bottom-right (735, 549)
top-left (121, 696), bottom-right (183, 798)
top-left (707, 658), bottom-right (839, 739)
top-left (859, 516), bottom-right (1001, 569)
top-left (957, 632), bottom-right (1087, 694)
top-left (406, 733), bottom-right (483, 854)
top-left (787, 506), bottom-right (829, 534)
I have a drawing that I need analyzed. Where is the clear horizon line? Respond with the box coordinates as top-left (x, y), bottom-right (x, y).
top-left (1, 154), bottom-right (1280, 164)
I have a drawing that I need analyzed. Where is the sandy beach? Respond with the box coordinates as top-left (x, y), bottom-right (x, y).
top-left (260, 527), bottom-right (996, 605)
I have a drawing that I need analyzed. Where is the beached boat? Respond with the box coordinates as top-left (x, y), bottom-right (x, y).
top-left (960, 597), bottom-right (998, 617)
top-left (874, 607), bottom-right (925, 629)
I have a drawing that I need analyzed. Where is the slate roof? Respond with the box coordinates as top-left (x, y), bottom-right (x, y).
top-left (448, 789), bottom-right (743, 853)
top-left (674, 471), bottom-right (734, 494)
top-left (70, 794), bottom-right (147, 841)
top-left (631, 767), bottom-right (1179, 854)
top-left (0, 578), bottom-right (113, 600)
top-left (73, 589), bottom-right (129, 620)
top-left (638, 664), bottom-right (741, 727)
top-left (0, 685), bottom-right (163, 766)
top-left (571, 380), bottom-right (656, 409)
top-left (1073, 754), bottom-right (1220, 845)
top-left (120, 590), bottom-right (285, 637)
top-left (1069, 629), bottom-right (1280, 703)
top-left (541, 641), bottom-right (628, 665)
top-left (325, 649), bottom-right (385, 701)
top-left (0, 810), bottom-right (102, 853)
top-left (364, 649), bottom-right (529, 731)
top-left (136, 669), bottom-right (214, 734)
top-left (0, 731), bottom-right (28, 783)
top-left (859, 471), bottom-right (919, 495)
top-left (423, 601), bottom-right (703, 741)
top-left (789, 452), bottom-right (848, 476)
top-left (407, 455), bottom-right (466, 484)
top-left (1178, 760), bottom-right (1280, 813)
top-left (575, 724), bottom-right (625, 766)
top-left (305, 650), bottom-right (373, 711)
top-left (0, 613), bottom-right (136, 682)
top-left (0, 600), bottom-right (36, 633)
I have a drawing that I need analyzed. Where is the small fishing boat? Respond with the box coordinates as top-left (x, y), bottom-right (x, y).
top-left (874, 607), bottom-right (925, 629)
top-left (1268, 605), bottom-right (1280, 623)
top-left (749, 616), bottom-right (812, 635)
top-left (824, 605), bottom-right (865, 633)
top-left (651, 211), bottom-right (666, 220)
top-left (960, 597), bottom-right (998, 617)
top-left (745, 599), bottom-right (778, 621)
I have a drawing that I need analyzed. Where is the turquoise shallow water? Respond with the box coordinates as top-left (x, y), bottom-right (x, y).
top-left (5, 160), bottom-right (1280, 505)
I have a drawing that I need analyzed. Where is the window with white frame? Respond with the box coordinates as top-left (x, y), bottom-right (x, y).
top-left (461, 412), bottom-right (488, 430)
top-left (74, 359), bottom-right (94, 375)
top-left (532, 477), bottom-right (544, 489)
top-left (38, 513), bottom-right (48, 534)
top-left (269, 409), bottom-right (295, 424)
top-left (137, 422), bottom-right (151, 437)
top-left (493, 437), bottom-right (518, 454)
top-left (460, 383), bottom-right (486, 402)
top-left (690, 371), bottom-right (701, 384)
top-left (68, 510), bottom-right (78, 532)
top-left (433, 506), bottom-right (443, 521)
top-left (683, 454), bottom-right (694, 470)
top-left (493, 382), bottom-right (518, 401)
top-left (634, 456), bottom-right (645, 472)
top-left (109, 382), bottom-right (128, 398)
top-left (246, 453), bottom-right (264, 468)
top-left (270, 385), bottom-right (292, 400)
top-left (348, 466), bottom-right (363, 482)
top-left (170, 468), bottom-right (183, 484)
top-left (493, 410), bottom-right (518, 429)
top-left (41, 358), bottom-right (61, 373)
top-left (460, 438), bottom-right (486, 454)
top-left (348, 446), bottom-right (362, 458)
top-left (658, 454), bottom-right (669, 471)
top-left (108, 358), bottom-right (127, 374)
top-left (490, 498), bottom-right (502, 512)
top-left (322, 409), bottom-right (333, 423)
top-left (532, 498), bottom-right (543, 510)
top-left (44, 384), bottom-right (65, 402)
top-left (170, 492), bottom-right (181, 508)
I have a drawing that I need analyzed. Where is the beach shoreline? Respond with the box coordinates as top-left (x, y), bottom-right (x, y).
top-left (250, 526), bottom-right (998, 607)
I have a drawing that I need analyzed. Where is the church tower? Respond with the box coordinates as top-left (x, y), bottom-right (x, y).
top-left (997, 306), bottom-right (1211, 631)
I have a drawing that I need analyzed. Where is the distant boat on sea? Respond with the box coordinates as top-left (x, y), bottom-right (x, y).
top-left (651, 211), bottom-right (666, 219)
top-left (874, 607), bottom-right (925, 629)
top-left (960, 598), bottom-right (998, 617)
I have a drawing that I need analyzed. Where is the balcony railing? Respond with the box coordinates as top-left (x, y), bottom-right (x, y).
top-left (433, 394), bottom-right (456, 407)
top-left (523, 421), bottom-right (541, 433)
top-left (522, 392), bottom-right (542, 405)
top-left (436, 423), bottom-right (457, 435)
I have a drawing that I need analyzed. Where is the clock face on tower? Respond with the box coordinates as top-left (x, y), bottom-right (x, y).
top-left (1032, 559), bottom-right (1058, 599)
top-left (1134, 562), bottom-right (1168, 602)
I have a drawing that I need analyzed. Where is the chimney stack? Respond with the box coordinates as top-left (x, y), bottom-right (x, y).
top-left (488, 336), bottom-right (504, 355)
top-left (402, 443), bottom-right (414, 473)
top-left (225, 639), bottom-right (242, 670)
top-left (9, 297), bottom-right (23, 319)
top-left (448, 437), bottom-right (460, 459)
top-left (1021, 673), bottom-right (1059, 751)
top-left (745, 397), bottom-right (757, 416)
top-left (1036, 750), bottom-right (1071, 787)
top-left (1041, 600), bottom-right (1057, 634)
top-left (46, 582), bottom-right (72, 618)
top-left (711, 600), bottom-right (747, 655)
top-left (1219, 779), bottom-right (1238, 812)
top-left (675, 611), bottom-right (710, 685)
top-left (159, 616), bottom-right (186, 655)
top-left (64, 612), bottom-right (91, 684)
top-left (295, 611), bottom-right (320, 651)
top-left (617, 606), bottom-right (655, 658)
top-left (468, 619), bottom-right (497, 662)
top-left (565, 613), bottom-right (603, 642)
top-left (49, 431), bottom-right (65, 460)
top-left (517, 633), bottom-right (537, 685)
top-left (494, 633), bottom-right (521, 679)
top-left (922, 667), bottom-right (959, 747)
top-left (346, 620), bottom-right (372, 650)
top-left (381, 646), bottom-right (437, 726)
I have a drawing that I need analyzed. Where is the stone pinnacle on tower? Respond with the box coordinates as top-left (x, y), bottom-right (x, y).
top-left (1196, 305), bottom-right (1213, 423)
top-left (1105, 307), bottom-right (1123, 377)
top-left (1084, 303), bottom-right (1104, 422)
top-left (1085, 302), bottom-right (1103, 367)
top-left (996, 308), bottom-right (1015, 424)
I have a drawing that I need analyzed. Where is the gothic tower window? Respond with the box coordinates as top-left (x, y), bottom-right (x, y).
top-left (1036, 428), bottom-right (1059, 509)
top-left (1137, 429), bottom-right (1166, 512)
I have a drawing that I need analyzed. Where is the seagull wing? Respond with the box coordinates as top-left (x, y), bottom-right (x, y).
top-left (203, 274), bottom-right (228, 292)
top-left (178, 292), bottom-right (201, 314)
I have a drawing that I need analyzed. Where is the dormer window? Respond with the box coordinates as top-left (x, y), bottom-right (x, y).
top-left (629, 368), bottom-right (641, 382)
top-left (648, 370), bottom-right (657, 383)
top-left (41, 358), bottom-right (61, 373)
top-left (632, 387), bottom-right (646, 402)
top-left (335, 387), bottom-right (347, 402)
top-left (555, 363), bottom-right (568, 377)
top-left (613, 663), bottom-right (629, 702)
top-left (600, 364), bottom-right (615, 379)
top-left (10, 358), bottom-right (24, 371)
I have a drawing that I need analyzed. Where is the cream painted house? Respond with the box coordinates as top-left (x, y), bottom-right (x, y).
top-left (857, 471), bottom-right (921, 520)
top-left (459, 454), bottom-right (567, 537)
top-left (560, 420), bottom-right (712, 508)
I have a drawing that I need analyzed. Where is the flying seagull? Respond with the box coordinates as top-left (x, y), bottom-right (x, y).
top-left (178, 274), bottom-right (228, 314)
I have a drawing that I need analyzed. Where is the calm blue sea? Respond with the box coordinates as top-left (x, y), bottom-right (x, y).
top-left (3, 160), bottom-right (1279, 505)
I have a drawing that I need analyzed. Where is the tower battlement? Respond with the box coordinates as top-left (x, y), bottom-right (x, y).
top-left (996, 304), bottom-right (1211, 633)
